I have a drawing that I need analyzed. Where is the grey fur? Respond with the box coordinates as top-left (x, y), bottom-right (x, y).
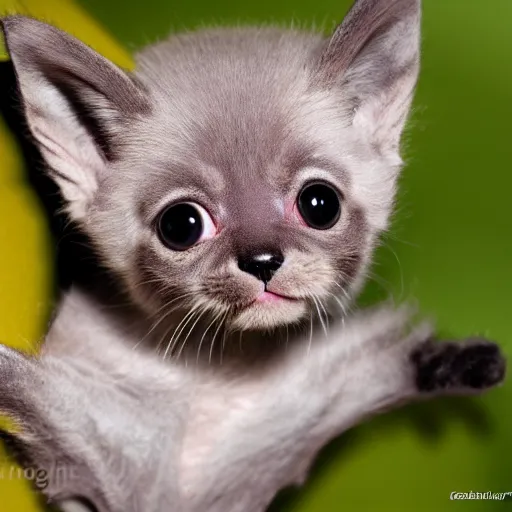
top-left (0, 1), bottom-right (505, 511)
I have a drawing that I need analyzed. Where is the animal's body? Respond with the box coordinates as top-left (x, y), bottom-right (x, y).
top-left (0, 1), bottom-right (505, 510)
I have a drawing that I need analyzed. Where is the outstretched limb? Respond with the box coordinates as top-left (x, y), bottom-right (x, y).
top-left (0, 345), bottom-right (184, 512)
top-left (183, 306), bottom-right (506, 512)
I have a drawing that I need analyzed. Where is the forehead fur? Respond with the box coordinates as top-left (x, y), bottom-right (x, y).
top-left (126, 27), bottom-right (332, 179)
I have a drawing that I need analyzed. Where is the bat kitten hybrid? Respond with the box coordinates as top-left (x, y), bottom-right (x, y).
top-left (0, 0), bottom-right (506, 511)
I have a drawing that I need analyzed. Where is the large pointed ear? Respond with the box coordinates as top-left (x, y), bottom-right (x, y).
top-left (1, 16), bottom-right (150, 220)
top-left (317, 0), bottom-right (421, 154)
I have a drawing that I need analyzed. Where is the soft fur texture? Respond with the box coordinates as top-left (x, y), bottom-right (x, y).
top-left (0, 1), bottom-right (506, 511)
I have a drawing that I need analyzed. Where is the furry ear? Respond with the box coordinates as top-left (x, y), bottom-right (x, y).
top-left (317, 0), bottom-right (421, 153)
top-left (1, 16), bottom-right (150, 220)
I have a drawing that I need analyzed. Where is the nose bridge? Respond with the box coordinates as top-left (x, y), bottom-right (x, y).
top-left (230, 185), bottom-right (284, 256)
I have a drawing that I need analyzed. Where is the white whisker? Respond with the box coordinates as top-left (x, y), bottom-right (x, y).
top-left (133, 292), bottom-right (198, 352)
top-left (327, 291), bottom-right (348, 318)
top-left (312, 295), bottom-right (328, 337)
top-left (163, 306), bottom-right (201, 360)
top-left (209, 310), bottom-right (228, 365)
top-left (318, 296), bottom-right (330, 332)
top-left (197, 310), bottom-right (224, 363)
top-left (385, 243), bottom-right (405, 300)
top-left (220, 319), bottom-right (229, 365)
top-left (333, 281), bottom-right (351, 301)
top-left (175, 305), bottom-right (209, 361)
top-left (307, 312), bottom-right (313, 356)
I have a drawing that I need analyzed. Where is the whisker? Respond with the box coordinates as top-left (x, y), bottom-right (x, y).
top-left (175, 306), bottom-right (209, 361)
top-left (150, 292), bottom-right (197, 318)
top-left (132, 291), bottom-right (201, 352)
top-left (154, 320), bottom-right (176, 356)
top-left (134, 301), bottom-right (184, 351)
top-left (365, 269), bottom-right (394, 294)
top-left (209, 310), bottom-right (228, 365)
top-left (333, 281), bottom-right (351, 301)
top-left (163, 305), bottom-right (201, 360)
top-left (238, 330), bottom-right (244, 355)
top-left (159, 308), bottom-right (195, 357)
top-left (312, 295), bottom-right (328, 337)
top-left (170, 305), bottom-right (206, 355)
top-left (317, 296), bottom-right (330, 332)
top-left (220, 318), bottom-right (229, 365)
top-left (327, 291), bottom-right (348, 318)
top-left (383, 243), bottom-right (405, 300)
top-left (307, 312), bottom-right (313, 356)
top-left (197, 310), bottom-right (224, 363)
top-left (130, 277), bottom-right (168, 290)
top-left (383, 231), bottom-right (418, 249)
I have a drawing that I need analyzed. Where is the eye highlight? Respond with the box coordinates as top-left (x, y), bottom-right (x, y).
top-left (297, 182), bottom-right (341, 230)
top-left (157, 202), bottom-right (216, 250)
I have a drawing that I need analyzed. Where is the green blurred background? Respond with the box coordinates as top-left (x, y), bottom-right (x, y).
top-left (0, 0), bottom-right (511, 510)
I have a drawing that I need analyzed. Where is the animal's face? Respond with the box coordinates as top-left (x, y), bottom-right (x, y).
top-left (121, 158), bottom-right (362, 332)
top-left (92, 29), bottom-right (402, 331)
top-left (3, 0), bottom-right (421, 332)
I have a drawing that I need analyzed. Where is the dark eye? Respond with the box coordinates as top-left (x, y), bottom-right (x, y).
top-left (297, 182), bottom-right (342, 230)
top-left (157, 202), bottom-right (216, 250)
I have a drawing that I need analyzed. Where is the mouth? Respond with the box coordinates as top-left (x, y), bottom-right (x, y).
top-left (231, 288), bottom-right (306, 330)
top-left (254, 290), bottom-right (298, 304)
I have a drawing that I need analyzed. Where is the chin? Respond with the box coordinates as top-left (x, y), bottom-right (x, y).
top-left (230, 299), bottom-right (307, 331)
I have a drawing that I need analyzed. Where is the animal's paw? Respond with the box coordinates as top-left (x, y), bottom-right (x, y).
top-left (411, 337), bottom-right (506, 393)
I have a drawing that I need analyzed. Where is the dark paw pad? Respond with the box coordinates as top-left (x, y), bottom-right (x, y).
top-left (411, 338), bottom-right (506, 393)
